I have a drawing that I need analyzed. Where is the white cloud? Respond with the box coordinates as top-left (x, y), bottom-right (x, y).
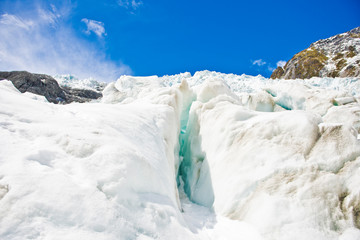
top-left (38, 6), bottom-right (61, 26)
top-left (0, 13), bottom-right (34, 30)
top-left (117, 0), bottom-right (143, 10)
top-left (252, 59), bottom-right (266, 66)
top-left (82, 18), bottom-right (107, 38)
top-left (276, 60), bottom-right (287, 68)
top-left (268, 66), bottom-right (275, 72)
top-left (0, 4), bottom-right (131, 82)
top-left (131, 0), bottom-right (143, 9)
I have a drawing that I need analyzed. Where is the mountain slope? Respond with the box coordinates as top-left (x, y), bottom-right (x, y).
top-left (271, 27), bottom-right (360, 79)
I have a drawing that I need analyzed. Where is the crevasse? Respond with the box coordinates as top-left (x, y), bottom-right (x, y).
top-left (176, 83), bottom-right (215, 208)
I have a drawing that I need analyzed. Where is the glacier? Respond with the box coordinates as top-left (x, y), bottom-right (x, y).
top-left (0, 71), bottom-right (360, 240)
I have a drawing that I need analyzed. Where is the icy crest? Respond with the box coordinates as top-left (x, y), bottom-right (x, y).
top-left (54, 74), bottom-right (107, 92)
top-left (104, 71), bottom-right (359, 100)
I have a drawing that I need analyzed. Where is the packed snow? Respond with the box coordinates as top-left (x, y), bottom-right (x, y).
top-left (0, 71), bottom-right (360, 240)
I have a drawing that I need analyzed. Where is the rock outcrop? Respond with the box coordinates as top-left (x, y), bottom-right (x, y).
top-left (271, 26), bottom-right (360, 79)
top-left (0, 71), bottom-right (102, 103)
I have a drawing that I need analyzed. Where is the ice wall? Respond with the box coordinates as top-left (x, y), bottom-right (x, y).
top-left (176, 75), bottom-right (360, 240)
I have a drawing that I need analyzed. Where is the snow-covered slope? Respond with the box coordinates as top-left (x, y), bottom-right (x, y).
top-left (54, 74), bottom-right (107, 92)
top-left (1, 71), bottom-right (360, 240)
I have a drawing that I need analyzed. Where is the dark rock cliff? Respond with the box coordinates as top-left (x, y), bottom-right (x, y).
top-left (0, 71), bottom-right (102, 103)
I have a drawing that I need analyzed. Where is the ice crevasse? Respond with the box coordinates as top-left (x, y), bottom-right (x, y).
top-left (0, 71), bottom-right (360, 240)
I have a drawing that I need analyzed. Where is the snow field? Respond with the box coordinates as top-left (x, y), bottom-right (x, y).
top-left (1, 70), bottom-right (360, 239)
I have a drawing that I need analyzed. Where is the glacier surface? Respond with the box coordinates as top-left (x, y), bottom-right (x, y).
top-left (0, 71), bottom-right (360, 240)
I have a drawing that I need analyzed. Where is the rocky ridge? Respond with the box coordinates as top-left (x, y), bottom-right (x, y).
top-left (0, 71), bottom-right (103, 104)
top-left (271, 26), bottom-right (360, 79)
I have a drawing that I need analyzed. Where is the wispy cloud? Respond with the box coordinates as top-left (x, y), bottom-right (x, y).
top-left (38, 4), bottom-right (61, 26)
top-left (0, 2), bottom-right (131, 82)
top-left (82, 18), bottom-right (106, 38)
top-left (252, 59), bottom-right (266, 66)
top-left (117, 0), bottom-right (143, 11)
top-left (131, 0), bottom-right (143, 9)
top-left (0, 13), bottom-right (34, 30)
top-left (251, 58), bottom-right (282, 74)
top-left (276, 60), bottom-right (287, 68)
top-left (268, 66), bottom-right (275, 72)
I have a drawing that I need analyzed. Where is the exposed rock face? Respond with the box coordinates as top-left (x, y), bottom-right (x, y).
top-left (0, 71), bottom-right (102, 103)
top-left (271, 26), bottom-right (360, 79)
top-left (271, 66), bottom-right (284, 79)
top-left (0, 71), bottom-right (66, 103)
top-left (62, 86), bottom-right (102, 103)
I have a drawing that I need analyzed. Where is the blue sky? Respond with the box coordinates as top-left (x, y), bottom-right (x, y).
top-left (0, 0), bottom-right (359, 81)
